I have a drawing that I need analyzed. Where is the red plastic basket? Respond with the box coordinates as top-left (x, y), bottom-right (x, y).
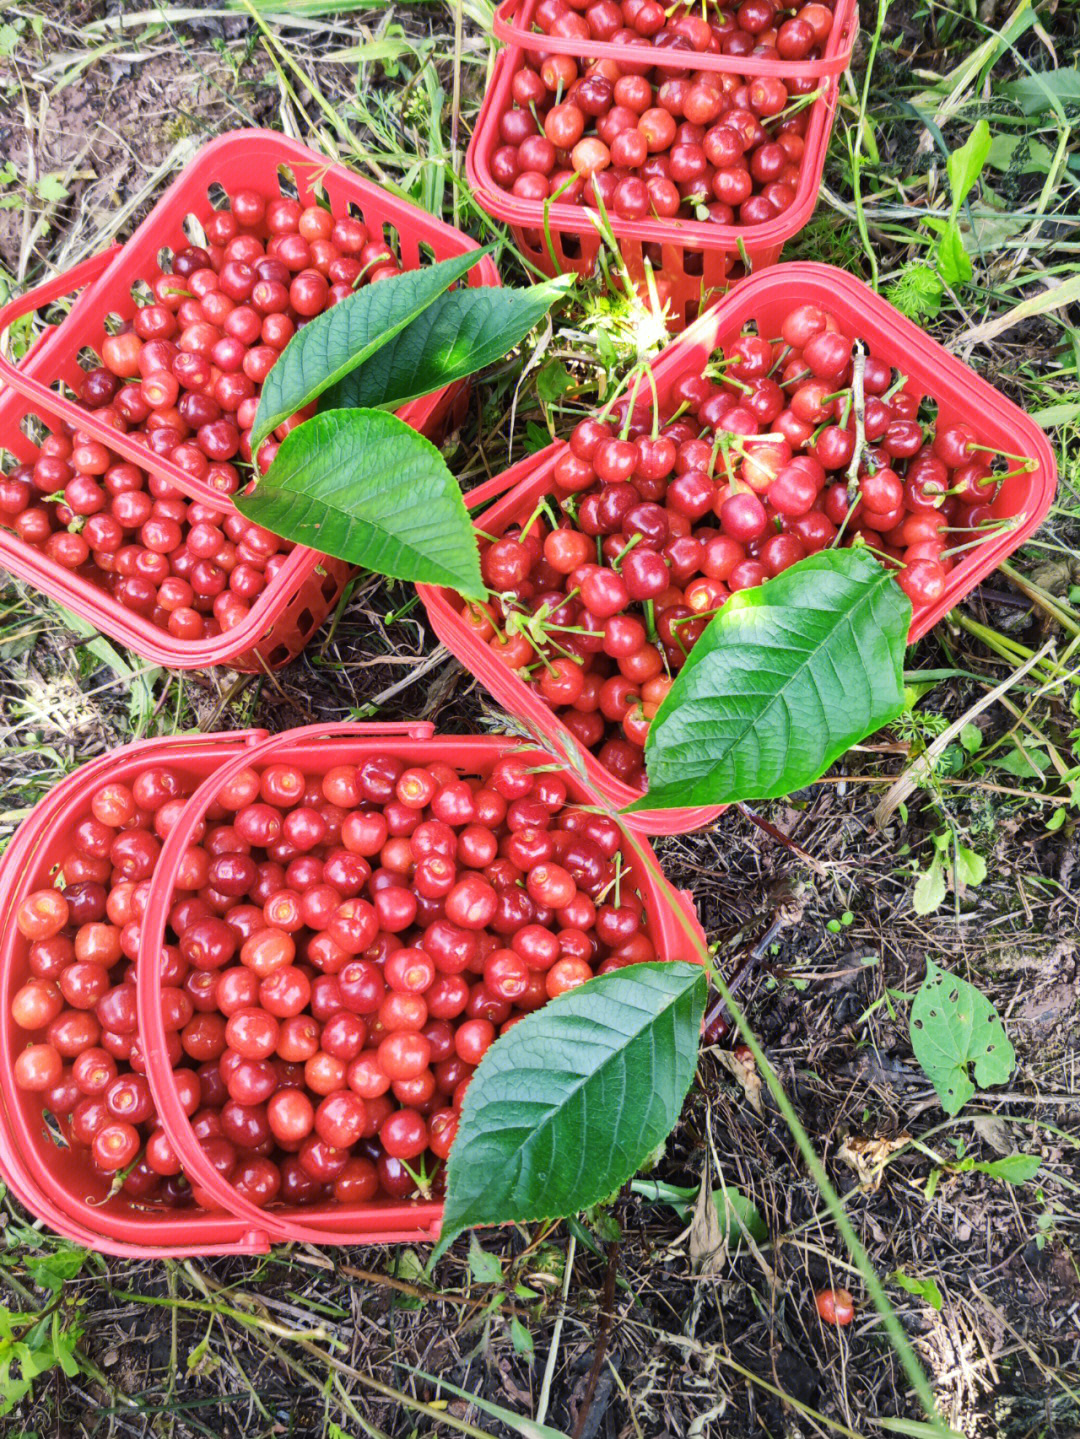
top-left (466, 18), bottom-right (853, 331)
top-left (0, 723), bottom-right (707, 1257)
top-left (418, 262), bottom-right (1058, 832)
top-left (0, 383), bottom-right (351, 670)
top-left (0, 130), bottom-right (500, 669)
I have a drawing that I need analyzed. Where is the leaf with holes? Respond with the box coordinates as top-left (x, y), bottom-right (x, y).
top-left (910, 960), bottom-right (1015, 1115)
top-left (629, 549), bottom-right (911, 811)
top-left (322, 277), bottom-right (571, 412)
top-left (430, 962), bottom-right (707, 1263)
top-left (234, 408), bottom-right (484, 599)
top-left (250, 247), bottom-right (490, 449)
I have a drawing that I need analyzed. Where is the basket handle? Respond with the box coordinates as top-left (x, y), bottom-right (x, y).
top-left (136, 716), bottom-right (442, 1242)
top-left (0, 244), bottom-right (121, 387)
top-left (238, 719), bottom-right (437, 764)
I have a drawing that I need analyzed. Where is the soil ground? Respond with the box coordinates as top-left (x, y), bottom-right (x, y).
top-left (1, 2), bottom-right (1079, 1437)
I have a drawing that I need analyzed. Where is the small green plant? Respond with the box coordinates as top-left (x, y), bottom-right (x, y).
top-left (932, 120), bottom-right (992, 289)
top-left (919, 1134), bottom-right (1040, 1201)
top-left (890, 1269), bottom-right (944, 1310)
top-left (0, 1241), bottom-right (88, 1417)
top-left (912, 827), bottom-right (987, 915)
top-left (0, 163), bottom-right (69, 212)
top-left (462, 1236), bottom-right (541, 1360)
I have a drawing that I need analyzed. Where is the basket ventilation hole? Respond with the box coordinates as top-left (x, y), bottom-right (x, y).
top-left (685, 300), bottom-right (699, 326)
top-left (268, 644), bottom-right (291, 666)
top-left (207, 181), bottom-right (229, 211)
top-left (560, 234), bottom-right (582, 260)
top-left (297, 607), bottom-right (315, 635)
top-left (182, 211), bottom-right (208, 249)
top-left (77, 346), bottom-right (101, 372)
top-left (310, 181), bottom-right (330, 213)
top-left (158, 246), bottom-right (174, 274)
top-left (42, 1110), bottom-right (69, 1151)
top-left (684, 250), bottom-right (704, 277)
top-left (104, 311), bottom-right (125, 336)
top-left (277, 165), bottom-right (299, 201)
top-left (130, 279), bottom-right (154, 307)
top-left (321, 575), bottom-right (338, 602)
top-left (381, 223), bottom-right (401, 266)
top-left (20, 413), bottom-right (46, 445)
top-left (346, 199), bottom-right (364, 222)
top-left (0, 447), bottom-right (17, 473)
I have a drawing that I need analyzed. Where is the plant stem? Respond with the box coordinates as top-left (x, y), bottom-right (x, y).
top-left (570, 1240), bottom-right (620, 1439)
top-left (844, 340), bottom-right (867, 496)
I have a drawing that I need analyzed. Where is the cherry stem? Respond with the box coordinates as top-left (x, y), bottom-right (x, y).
top-left (620, 368), bottom-right (648, 441)
top-left (940, 519), bottom-right (1018, 558)
top-left (596, 851), bottom-right (625, 910)
top-left (520, 495), bottom-right (558, 542)
top-left (643, 598), bottom-right (658, 645)
top-left (780, 363), bottom-right (812, 389)
top-left (612, 533), bottom-right (643, 569)
top-left (766, 342), bottom-right (793, 378)
top-left (967, 442), bottom-right (1035, 469)
top-left (399, 1156), bottom-right (434, 1199)
top-left (844, 341), bottom-right (867, 499)
top-left (671, 605), bottom-right (722, 631)
top-left (883, 371), bottom-right (909, 401)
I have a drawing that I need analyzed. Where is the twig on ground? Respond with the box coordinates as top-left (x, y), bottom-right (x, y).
top-left (571, 1240), bottom-right (620, 1439)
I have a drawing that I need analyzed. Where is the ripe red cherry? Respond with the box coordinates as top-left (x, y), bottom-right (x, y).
top-left (379, 1107), bottom-right (428, 1160)
top-left (815, 1288), bottom-right (855, 1325)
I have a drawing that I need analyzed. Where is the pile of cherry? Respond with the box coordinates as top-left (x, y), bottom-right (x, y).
top-left (12, 752), bottom-right (653, 1209)
top-left (473, 302), bottom-right (1004, 792)
top-left (490, 0), bottom-right (840, 225)
top-left (0, 191), bottom-right (403, 638)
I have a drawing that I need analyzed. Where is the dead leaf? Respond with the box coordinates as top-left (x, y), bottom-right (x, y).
top-left (837, 1133), bottom-right (911, 1192)
top-left (689, 1400), bottom-right (729, 1436)
top-left (972, 1115), bottom-right (1014, 1155)
top-left (714, 1047), bottom-right (764, 1118)
top-left (689, 1159), bottom-right (727, 1274)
